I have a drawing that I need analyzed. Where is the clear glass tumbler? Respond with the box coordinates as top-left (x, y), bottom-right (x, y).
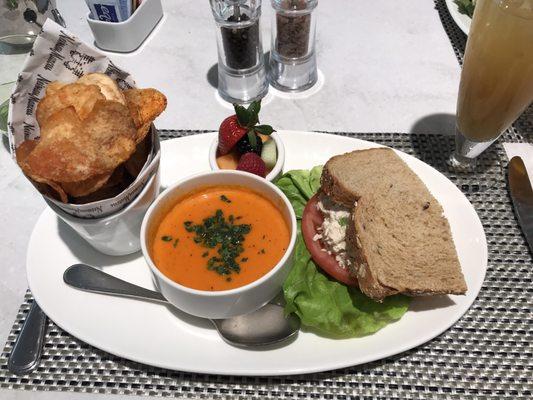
top-left (450, 0), bottom-right (533, 168)
top-left (269, 0), bottom-right (318, 92)
top-left (210, 0), bottom-right (268, 104)
top-left (0, 81), bottom-right (16, 136)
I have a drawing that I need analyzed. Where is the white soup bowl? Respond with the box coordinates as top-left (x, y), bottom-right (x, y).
top-left (140, 170), bottom-right (297, 319)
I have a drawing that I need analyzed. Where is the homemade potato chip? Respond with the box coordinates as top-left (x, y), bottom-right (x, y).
top-left (124, 88), bottom-right (167, 143)
top-left (18, 74), bottom-right (165, 204)
top-left (20, 101), bottom-right (136, 185)
top-left (82, 100), bottom-right (136, 171)
top-left (70, 166), bottom-right (132, 204)
top-left (16, 140), bottom-right (69, 202)
top-left (15, 139), bottom-right (38, 162)
top-left (45, 81), bottom-right (65, 96)
top-left (124, 131), bottom-right (152, 178)
top-left (33, 175), bottom-right (69, 203)
top-left (78, 73), bottom-right (126, 105)
top-left (60, 172), bottom-right (113, 198)
top-left (21, 107), bottom-right (96, 182)
top-left (36, 83), bottom-right (105, 125)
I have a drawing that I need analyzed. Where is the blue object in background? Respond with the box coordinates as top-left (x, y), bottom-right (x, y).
top-left (85, 0), bottom-right (132, 22)
top-left (93, 3), bottom-right (120, 22)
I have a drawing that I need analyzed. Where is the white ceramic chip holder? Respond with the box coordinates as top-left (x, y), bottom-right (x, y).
top-left (87, 0), bottom-right (163, 53)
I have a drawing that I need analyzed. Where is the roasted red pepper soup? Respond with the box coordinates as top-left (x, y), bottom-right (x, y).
top-left (152, 186), bottom-right (290, 291)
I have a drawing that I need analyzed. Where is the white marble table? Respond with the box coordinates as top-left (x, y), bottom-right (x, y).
top-left (0, 0), bottom-right (531, 399)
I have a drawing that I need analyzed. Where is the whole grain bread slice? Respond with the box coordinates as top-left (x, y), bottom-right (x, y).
top-left (321, 148), bottom-right (467, 301)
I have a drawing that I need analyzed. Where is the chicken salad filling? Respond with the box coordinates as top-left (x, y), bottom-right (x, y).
top-left (313, 193), bottom-right (355, 270)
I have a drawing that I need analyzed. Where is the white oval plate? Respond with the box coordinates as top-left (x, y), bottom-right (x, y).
top-left (27, 131), bottom-right (487, 376)
top-left (445, 0), bottom-right (471, 35)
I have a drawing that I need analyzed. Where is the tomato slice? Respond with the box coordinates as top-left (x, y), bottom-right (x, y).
top-left (301, 194), bottom-right (359, 286)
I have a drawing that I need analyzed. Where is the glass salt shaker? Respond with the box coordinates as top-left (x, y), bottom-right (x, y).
top-left (269, 0), bottom-right (318, 92)
top-left (210, 0), bottom-right (268, 104)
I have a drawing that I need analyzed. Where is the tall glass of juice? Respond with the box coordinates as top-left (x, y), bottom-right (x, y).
top-left (451, 0), bottom-right (533, 167)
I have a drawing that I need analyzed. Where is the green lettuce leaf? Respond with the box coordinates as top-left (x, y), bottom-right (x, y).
top-left (285, 236), bottom-right (410, 338)
top-left (275, 166), bottom-right (323, 218)
top-left (308, 165), bottom-right (322, 193)
top-left (276, 167), bottom-right (410, 338)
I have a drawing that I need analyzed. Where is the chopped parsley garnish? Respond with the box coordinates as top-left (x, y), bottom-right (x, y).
top-left (220, 194), bottom-right (232, 203)
top-left (172, 238), bottom-right (179, 248)
top-left (184, 209), bottom-right (251, 276)
top-left (161, 235), bottom-right (173, 242)
top-left (339, 217), bottom-right (348, 227)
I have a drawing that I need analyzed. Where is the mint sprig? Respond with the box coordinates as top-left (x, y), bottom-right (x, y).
top-left (254, 125), bottom-right (275, 135)
top-left (234, 104), bottom-right (250, 127)
top-left (233, 101), bottom-right (275, 138)
top-left (247, 131), bottom-right (258, 147)
top-left (232, 100), bottom-right (275, 152)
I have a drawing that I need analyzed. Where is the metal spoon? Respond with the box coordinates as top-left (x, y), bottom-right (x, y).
top-left (63, 264), bottom-right (300, 348)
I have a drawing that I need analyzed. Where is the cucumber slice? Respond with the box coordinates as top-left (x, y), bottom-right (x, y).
top-left (261, 139), bottom-right (277, 169)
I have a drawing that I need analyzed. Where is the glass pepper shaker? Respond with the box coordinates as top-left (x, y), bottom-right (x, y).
top-left (210, 0), bottom-right (268, 104)
top-left (269, 0), bottom-right (318, 92)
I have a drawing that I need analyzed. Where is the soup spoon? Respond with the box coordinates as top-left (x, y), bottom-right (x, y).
top-left (63, 264), bottom-right (300, 348)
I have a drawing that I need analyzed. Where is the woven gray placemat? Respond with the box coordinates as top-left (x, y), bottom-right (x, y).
top-left (1, 130), bottom-right (532, 399)
top-left (433, 0), bottom-right (533, 143)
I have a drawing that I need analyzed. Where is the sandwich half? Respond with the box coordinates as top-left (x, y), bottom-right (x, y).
top-left (303, 147), bottom-right (467, 301)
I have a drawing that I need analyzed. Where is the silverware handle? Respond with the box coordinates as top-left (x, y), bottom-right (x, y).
top-left (63, 264), bottom-right (168, 304)
top-left (8, 300), bottom-right (47, 375)
top-left (51, 8), bottom-right (67, 28)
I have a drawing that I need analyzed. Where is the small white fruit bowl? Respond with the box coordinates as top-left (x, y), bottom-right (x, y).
top-left (208, 132), bottom-right (285, 182)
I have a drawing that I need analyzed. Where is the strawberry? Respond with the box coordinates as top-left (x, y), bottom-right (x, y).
top-left (217, 115), bottom-right (247, 155)
top-left (217, 100), bottom-right (275, 155)
top-left (236, 152), bottom-right (266, 177)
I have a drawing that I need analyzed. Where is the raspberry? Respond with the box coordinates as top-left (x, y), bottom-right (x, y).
top-left (236, 152), bottom-right (266, 178)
